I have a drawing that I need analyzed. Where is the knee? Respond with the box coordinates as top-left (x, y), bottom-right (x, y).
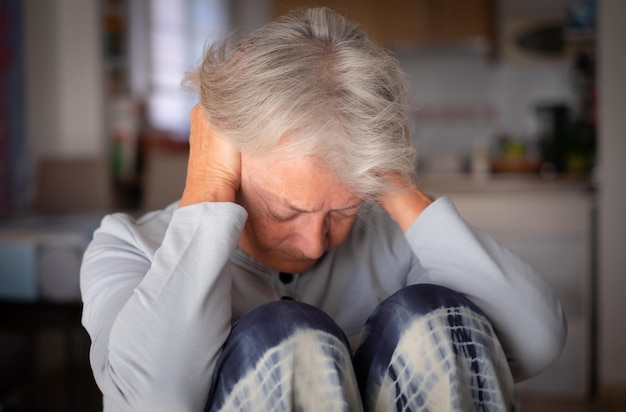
top-left (210, 302), bottom-right (358, 411)
top-left (361, 284), bottom-right (490, 345)
top-left (377, 284), bottom-right (484, 320)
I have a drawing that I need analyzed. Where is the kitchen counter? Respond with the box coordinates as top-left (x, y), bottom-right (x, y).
top-left (418, 173), bottom-right (594, 195)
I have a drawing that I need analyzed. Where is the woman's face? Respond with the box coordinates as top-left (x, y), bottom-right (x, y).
top-left (237, 153), bottom-right (363, 274)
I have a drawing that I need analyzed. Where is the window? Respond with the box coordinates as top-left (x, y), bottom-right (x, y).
top-left (131, 0), bottom-right (229, 136)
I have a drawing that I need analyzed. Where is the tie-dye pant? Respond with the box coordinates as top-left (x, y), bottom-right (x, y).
top-left (206, 284), bottom-right (517, 411)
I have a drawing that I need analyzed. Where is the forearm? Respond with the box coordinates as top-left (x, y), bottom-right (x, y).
top-left (82, 203), bottom-right (247, 411)
top-left (404, 197), bottom-right (566, 381)
top-left (379, 183), bottom-right (433, 232)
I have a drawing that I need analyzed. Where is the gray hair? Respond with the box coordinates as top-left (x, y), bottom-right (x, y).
top-left (185, 7), bottom-right (416, 198)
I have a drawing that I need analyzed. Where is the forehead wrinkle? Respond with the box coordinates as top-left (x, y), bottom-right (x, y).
top-left (257, 178), bottom-right (361, 214)
top-left (246, 152), bottom-right (361, 213)
top-left (256, 182), bottom-right (322, 213)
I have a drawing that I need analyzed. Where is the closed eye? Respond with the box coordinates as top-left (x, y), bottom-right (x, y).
top-left (268, 209), bottom-right (300, 222)
top-left (331, 210), bottom-right (358, 220)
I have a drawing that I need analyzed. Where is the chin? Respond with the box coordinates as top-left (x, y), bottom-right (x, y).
top-left (239, 240), bottom-right (321, 273)
top-left (271, 259), bottom-right (317, 274)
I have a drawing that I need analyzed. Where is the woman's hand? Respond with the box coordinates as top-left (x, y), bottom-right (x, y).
top-left (179, 105), bottom-right (241, 207)
top-left (378, 175), bottom-right (433, 232)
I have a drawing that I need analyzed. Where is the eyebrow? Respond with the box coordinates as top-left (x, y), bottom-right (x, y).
top-left (262, 186), bottom-right (361, 214)
top-left (285, 201), bottom-right (361, 214)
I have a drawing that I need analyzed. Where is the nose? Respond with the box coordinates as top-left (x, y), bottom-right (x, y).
top-left (297, 214), bottom-right (329, 260)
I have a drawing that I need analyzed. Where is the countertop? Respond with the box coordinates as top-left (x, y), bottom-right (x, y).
top-left (418, 173), bottom-right (594, 195)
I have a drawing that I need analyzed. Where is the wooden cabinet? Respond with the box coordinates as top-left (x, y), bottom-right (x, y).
top-left (386, 0), bottom-right (493, 46)
top-left (274, 0), bottom-right (382, 41)
top-left (274, 0), bottom-right (494, 49)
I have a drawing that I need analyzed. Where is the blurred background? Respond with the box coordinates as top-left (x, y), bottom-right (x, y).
top-left (0, 0), bottom-right (624, 411)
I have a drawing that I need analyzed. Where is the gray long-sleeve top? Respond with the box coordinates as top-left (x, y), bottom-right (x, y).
top-left (80, 196), bottom-right (567, 411)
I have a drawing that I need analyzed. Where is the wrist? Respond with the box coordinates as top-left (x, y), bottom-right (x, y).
top-left (380, 186), bottom-right (433, 232)
top-left (179, 179), bottom-right (237, 207)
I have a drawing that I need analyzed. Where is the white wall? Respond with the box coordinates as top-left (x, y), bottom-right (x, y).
top-left (598, 0), bottom-right (626, 389)
top-left (399, 50), bottom-right (576, 159)
top-left (23, 0), bottom-right (60, 160)
top-left (24, 0), bottom-right (106, 160)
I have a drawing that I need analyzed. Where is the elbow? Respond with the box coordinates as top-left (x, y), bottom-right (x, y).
top-left (96, 363), bottom-right (201, 412)
top-left (512, 304), bottom-right (568, 382)
top-left (548, 305), bottom-right (569, 367)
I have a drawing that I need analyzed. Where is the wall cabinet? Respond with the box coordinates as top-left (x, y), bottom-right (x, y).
top-left (274, 0), bottom-right (494, 49)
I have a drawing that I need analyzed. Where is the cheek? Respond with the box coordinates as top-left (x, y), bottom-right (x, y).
top-left (248, 212), bottom-right (298, 249)
top-left (327, 218), bottom-right (356, 248)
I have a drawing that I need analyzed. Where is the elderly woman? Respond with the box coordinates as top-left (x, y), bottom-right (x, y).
top-left (80, 7), bottom-right (566, 412)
